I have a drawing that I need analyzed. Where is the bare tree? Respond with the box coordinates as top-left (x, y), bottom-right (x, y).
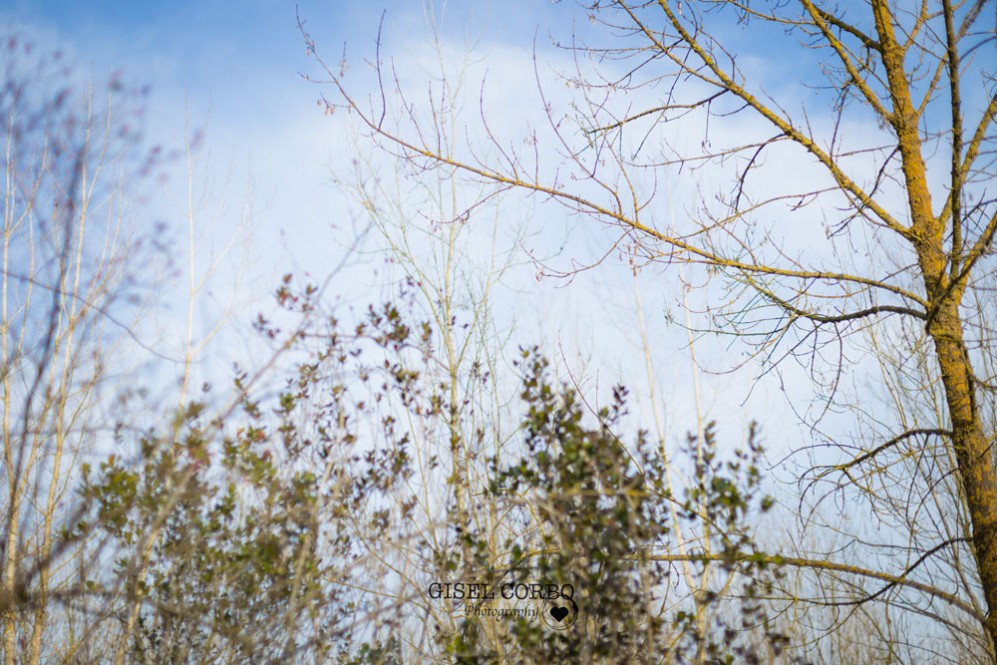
top-left (0, 35), bottom-right (160, 665)
top-left (304, 0), bottom-right (997, 659)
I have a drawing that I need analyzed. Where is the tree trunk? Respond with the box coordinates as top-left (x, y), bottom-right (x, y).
top-left (929, 302), bottom-right (997, 654)
top-left (872, 1), bottom-right (997, 651)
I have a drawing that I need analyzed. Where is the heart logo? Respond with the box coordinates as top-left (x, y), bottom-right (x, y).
top-left (549, 606), bottom-right (569, 622)
top-left (540, 596), bottom-right (578, 630)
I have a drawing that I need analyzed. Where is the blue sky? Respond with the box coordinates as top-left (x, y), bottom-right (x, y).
top-left (1, 1), bottom-right (589, 272)
top-left (4, 6), bottom-right (992, 659)
top-left (4, 6), bottom-right (994, 653)
top-left (2, 0), bottom-right (905, 461)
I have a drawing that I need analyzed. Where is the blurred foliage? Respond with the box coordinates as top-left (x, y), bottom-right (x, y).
top-left (74, 277), bottom-right (795, 663)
